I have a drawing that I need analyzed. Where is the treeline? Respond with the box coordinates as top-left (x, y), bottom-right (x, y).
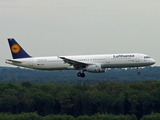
top-left (0, 66), bottom-right (160, 84)
top-left (0, 81), bottom-right (160, 119)
top-left (1, 113), bottom-right (160, 120)
top-left (0, 112), bottom-right (137, 120)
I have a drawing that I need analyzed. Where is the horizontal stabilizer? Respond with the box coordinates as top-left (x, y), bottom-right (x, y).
top-left (6, 59), bottom-right (22, 63)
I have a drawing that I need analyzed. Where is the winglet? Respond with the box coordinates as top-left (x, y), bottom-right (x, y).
top-left (8, 38), bottom-right (31, 59)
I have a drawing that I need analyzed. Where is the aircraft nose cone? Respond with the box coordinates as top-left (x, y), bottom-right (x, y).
top-left (151, 59), bottom-right (156, 64)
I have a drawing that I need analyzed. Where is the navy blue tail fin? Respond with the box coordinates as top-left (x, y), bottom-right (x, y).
top-left (8, 38), bottom-right (31, 59)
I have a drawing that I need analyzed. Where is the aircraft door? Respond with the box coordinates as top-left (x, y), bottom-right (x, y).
top-left (136, 54), bottom-right (140, 62)
top-left (29, 59), bottom-right (34, 68)
top-left (106, 56), bottom-right (110, 63)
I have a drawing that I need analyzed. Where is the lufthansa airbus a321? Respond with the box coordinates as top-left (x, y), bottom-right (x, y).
top-left (6, 38), bottom-right (155, 77)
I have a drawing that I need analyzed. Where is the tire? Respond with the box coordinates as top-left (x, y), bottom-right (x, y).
top-left (77, 72), bottom-right (82, 77)
top-left (81, 73), bottom-right (85, 78)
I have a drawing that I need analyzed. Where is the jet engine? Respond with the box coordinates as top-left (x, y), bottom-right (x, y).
top-left (85, 64), bottom-right (106, 73)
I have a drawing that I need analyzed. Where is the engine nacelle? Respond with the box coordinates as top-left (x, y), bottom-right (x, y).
top-left (85, 64), bottom-right (106, 73)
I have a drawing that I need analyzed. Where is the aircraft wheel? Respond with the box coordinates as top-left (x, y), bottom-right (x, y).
top-left (137, 72), bottom-right (140, 75)
top-left (77, 72), bottom-right (82, 77)
top-left (81, 73), bottom-right (85, 78)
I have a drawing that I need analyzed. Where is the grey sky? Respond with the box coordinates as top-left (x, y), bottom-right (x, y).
top-left (0, 0), bottom-right (160, 66)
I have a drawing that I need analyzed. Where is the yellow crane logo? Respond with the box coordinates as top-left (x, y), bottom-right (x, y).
top-left (11, 44), bottom-right (21, 53)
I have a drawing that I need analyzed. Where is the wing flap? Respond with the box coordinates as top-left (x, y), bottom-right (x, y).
top-left (60, 57), bottom-right (88, 65)
top-left (59, 56), bottom-right (90, 69)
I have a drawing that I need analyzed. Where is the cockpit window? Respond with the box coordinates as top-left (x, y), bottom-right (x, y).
top-left (144, 56), bottom-right (151, 59)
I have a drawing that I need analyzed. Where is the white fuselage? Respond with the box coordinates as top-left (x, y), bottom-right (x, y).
top-left (6, 53), bottom-right (155, 71)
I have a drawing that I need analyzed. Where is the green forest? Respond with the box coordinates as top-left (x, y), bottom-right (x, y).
top-left (0, 81), bottom-right (160, 120)
top-left (0, 67), bottom-right (160, 120)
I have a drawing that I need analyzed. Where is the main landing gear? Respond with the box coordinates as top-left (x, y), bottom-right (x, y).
top-left (137, 67), bottom-right (140, 75)
top-left (77, 71), bottom-right (85, 78)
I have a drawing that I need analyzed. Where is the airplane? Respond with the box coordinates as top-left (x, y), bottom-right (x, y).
top-left (6, 38), bottom-right (155, 78)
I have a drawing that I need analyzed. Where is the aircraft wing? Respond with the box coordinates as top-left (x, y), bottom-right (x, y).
top-left (59, 56), bottom-right (90, 69)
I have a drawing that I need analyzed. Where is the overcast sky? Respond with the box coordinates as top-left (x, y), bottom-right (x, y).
top-left (0, 0), bottom-right (160, 67)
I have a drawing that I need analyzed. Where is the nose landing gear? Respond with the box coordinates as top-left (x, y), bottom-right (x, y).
top-left (137, 67), bottom-right (140, 75)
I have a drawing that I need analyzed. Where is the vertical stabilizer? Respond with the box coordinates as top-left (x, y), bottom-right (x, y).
top-left (8, 38), bottom-right (31, 59)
